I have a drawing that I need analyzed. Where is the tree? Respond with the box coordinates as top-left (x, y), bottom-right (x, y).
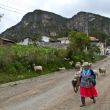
top-left (88, 45), bottom-right (100, 59)
top-left (68, 31), bottom-right (90, 54)
top-left (31, 34), bottom-right (41, 45)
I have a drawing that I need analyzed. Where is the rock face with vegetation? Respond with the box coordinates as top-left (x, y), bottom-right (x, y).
top-left (68, 12), bottom-right (110, 42)
top-left (1, 10), bottom-right (68, 42)
top-left (1, 10), bottom-right (110, 42)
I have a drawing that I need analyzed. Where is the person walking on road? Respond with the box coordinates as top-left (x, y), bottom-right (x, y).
top-left (79, 62), bottom-right (98, 107)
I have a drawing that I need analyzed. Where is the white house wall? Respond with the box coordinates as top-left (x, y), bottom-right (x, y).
top-left (18, 38), bottom-right (33, 45)
top-left (42, 36), bottom-right (50, 42)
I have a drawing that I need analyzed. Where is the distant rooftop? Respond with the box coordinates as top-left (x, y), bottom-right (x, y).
top-left (57, 37), bottom-right (68, 40)
top-left (0, 37), bottom-right (15, 43)
top-left (89, 37), bottom-right (99, 41)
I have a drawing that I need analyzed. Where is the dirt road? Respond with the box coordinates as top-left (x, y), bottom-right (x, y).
top-left (0, 57), bottom-right (110, 110)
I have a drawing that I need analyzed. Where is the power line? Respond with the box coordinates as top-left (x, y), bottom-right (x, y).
top-left (0, 6), bottom-right (26, 14)
top-left (0, 3), bottom-right (27, 13)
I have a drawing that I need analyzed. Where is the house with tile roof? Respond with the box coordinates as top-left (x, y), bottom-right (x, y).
top-left (89, 36), bottom-right (104, 55)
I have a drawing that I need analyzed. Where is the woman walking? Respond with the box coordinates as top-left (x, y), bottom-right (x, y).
top-left (79, 62), bottom-right (98, 107)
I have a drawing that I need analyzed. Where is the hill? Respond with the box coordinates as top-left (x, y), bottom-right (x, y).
top-left (1, 10), bottom-right (110, 42)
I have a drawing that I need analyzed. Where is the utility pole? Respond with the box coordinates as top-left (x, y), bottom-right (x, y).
top-left (85, 16), bottom-right (95, 36)
top-left (104, 38), bottom-right (110, 55)
top-left (85, 16), bottom-right (95, 52)
top-left (85, 16), bottom-right (89, 37)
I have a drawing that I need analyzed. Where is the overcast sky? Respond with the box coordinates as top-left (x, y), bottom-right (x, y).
top-left (0, 0), bottom-right (110, 33)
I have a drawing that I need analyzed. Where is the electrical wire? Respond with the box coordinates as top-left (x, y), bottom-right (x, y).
top-left (0, 6), bottom-right (25, 14)
top-left (0, 2), bottom-right (30, 14)
top-left (0, 3), bottom-right (27, 13)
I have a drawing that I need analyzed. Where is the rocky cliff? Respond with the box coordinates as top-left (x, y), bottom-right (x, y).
top-left (1, 10), bottom-right (110, 42)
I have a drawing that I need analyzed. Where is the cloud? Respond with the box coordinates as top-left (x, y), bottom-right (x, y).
top-left (0, 0), bottom-right (110, 33)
